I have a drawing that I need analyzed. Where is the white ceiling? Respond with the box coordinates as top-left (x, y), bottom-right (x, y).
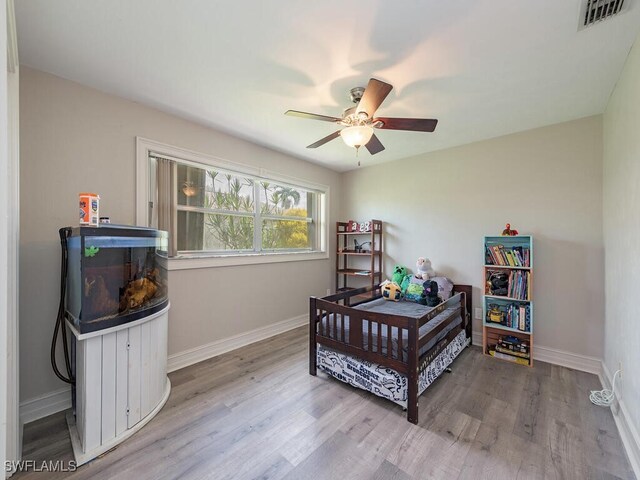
top-left (15, 1), bottom-right (640, 172)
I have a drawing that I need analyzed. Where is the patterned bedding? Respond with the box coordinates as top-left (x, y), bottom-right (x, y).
top-left (317, 329), bottom-right (468, 408)
top-left (319, 297), bottom-right (463, 361)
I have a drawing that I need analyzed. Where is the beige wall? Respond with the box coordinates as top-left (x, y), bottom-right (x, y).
top-left (603, 35), bottom-right (640, 445)
top-left (341, 115), bottom-right (604, 358)
top-left (19, 67), bottom-right (341, 403)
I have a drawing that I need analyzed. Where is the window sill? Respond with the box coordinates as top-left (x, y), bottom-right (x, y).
top-left (159, 250), bottom-right (329, 271)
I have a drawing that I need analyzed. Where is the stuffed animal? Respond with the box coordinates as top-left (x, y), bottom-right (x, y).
top-left (419, 280), bottom-right (440, 307)
top-left (405, 283), bottom-right (425, 302)
top-left (502, 223), bottom-right (519, 236)
top-left (400, 274), bottom-right (413, 294)
top-left (415, 257), bottom-right (435, 280)
top-left (382, 282), bottom-right (402, 302)
top-left (392, 265), bottom-right (407, 285)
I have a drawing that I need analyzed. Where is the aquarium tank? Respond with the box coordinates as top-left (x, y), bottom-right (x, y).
top-left (64, 225), bottom-right (169, 334)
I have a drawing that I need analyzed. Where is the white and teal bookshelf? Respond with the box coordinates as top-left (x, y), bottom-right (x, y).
top-left (482, 235), bottom-right (534, 367)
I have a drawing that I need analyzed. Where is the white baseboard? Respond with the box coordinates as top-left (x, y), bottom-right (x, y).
top-left (19, 387), bottom-right (71, 426)
top-left (167, 314), bottom-right (307, 373)
top-left (19, 315), bottom-right (307, 425)
top-left (600, 362), bottom-right (640, 478)
top-left (533, 345), bottom-right (602, 375)
top-left (471, 329), bottom-right (601, 375)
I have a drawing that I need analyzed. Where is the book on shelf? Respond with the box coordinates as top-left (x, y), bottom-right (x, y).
top-left (487, 303), bottom-right (531, 331)
top-left (507, 270), bottom-right (530, 300)
top-left (485, 246), bottom-right (497, 265)
top-left (505, 250), bottom-right (514, 266)
top-left (489, 349), bottom-right (530, 366)
top-left (495, 345), bottom-right (530, 359)
top-left (485, 244), bottom-right (530, 267)
top-left (498, 245), bottom-right (508, 265)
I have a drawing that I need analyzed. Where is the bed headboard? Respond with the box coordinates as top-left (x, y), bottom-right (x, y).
top-left (452, 284), bottom-right (472, 339)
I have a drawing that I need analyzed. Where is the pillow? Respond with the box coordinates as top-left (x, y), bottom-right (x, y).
top-left (431, 276), bottom-right (454, 301)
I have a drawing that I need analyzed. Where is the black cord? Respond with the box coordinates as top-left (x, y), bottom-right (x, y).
top-left (51, 227), bottom-right (74, 385)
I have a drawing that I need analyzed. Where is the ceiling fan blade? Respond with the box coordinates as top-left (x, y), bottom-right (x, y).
top-left (365, 134), bottom-right (385, 155)
top-left (375, 117), bottom-right (438, 132)
top-left (307, 130), bottom-right (342, 149)
top-left (285, 110), bottom-right (341, 123)
top-left (356, 78), bottom-right (393, 118)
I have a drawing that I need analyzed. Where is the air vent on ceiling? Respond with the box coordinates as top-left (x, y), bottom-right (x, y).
top-left (579, 0), bottom-right (627, 29)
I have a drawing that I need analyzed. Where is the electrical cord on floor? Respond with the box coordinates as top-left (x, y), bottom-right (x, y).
top-left (589, 369), bottom-right (620, 407)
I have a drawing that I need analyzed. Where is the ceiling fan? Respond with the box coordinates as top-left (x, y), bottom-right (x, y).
top-left (285, 78), bottom-right (438, 156)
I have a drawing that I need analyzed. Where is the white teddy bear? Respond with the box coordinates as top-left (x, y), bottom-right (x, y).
top-left (415, 257), bottom-right (435, 280)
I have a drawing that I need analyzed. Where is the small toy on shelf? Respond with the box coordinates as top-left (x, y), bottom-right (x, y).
top-left (347, 220), bottom-right (372, 233)
top-left (501, 223), bottom-right (519, 236)
top-left (358, 221), bottom-right (372, 233)
top-left (487, 304), bottom-right (505, 324)
top-left (415, 257), bottom-right (435, 280)
top-left (353, 239), bottom-right (371, 253)
top-left (487, 271), bottom-right (509, 296)
top-left (499, 335), bottom-right (529, 355)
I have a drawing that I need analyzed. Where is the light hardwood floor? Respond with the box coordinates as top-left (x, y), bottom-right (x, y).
top-left (16, 327), bottom-right (635, 480)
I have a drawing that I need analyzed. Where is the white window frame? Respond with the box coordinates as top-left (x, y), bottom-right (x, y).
top-left (136, 137), bottom-right (329, 270)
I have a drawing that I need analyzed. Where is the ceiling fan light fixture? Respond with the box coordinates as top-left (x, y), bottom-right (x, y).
top-left (340, 125), bottom-right (374, 148)
top-left (286, 78), bottom-right (437, 156)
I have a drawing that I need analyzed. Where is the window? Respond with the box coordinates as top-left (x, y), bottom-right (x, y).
top-left (174, 162), bottom-right (319, 253)
top-left (138, 138), bottom-right (328, 268)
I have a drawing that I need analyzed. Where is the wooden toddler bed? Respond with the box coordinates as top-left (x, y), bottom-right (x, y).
top-left (309, 284), bottom-right (471, 424)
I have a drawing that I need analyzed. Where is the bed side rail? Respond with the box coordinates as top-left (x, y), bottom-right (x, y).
top-left (418, 326), bottom-right (463, 372)
top-left (417, 293), bottom-right (464, 350)
top-left (310, 297), bottom-right (413, 375)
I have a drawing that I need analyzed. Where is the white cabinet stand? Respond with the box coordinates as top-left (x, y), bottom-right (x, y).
top-left (66, 303), bottom-right (171, 466)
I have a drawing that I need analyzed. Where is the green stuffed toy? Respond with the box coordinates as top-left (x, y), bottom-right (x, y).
top-left (405, 283), bottom-right (425, 302)
top-left (400, 274), bottom-right (413, 294)
top-left (391, 265), bottom-right (407, 285)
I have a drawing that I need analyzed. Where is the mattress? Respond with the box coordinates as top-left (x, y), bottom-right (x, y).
top-left (317, 329), bottom-right (468, 408)
top-left (319, 297), bottom-right (462, 362)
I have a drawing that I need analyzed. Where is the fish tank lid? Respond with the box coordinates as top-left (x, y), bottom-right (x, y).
top-left (67, 224), bottom-right (168, 239)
